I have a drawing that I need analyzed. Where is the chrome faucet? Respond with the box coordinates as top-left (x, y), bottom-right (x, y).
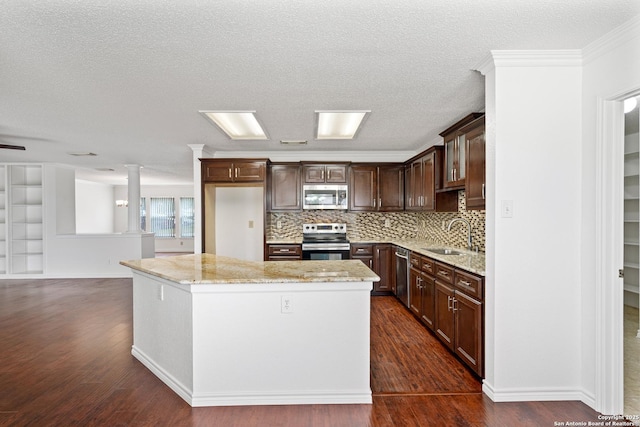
top-left (447, 218), bottom-right (473, 251)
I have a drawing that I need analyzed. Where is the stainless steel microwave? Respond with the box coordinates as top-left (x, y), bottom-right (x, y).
top-left (302, 184), bottom-right (348, 210)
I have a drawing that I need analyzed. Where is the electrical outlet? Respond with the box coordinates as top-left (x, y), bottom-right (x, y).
top-left (501, 200), bottom-right (514, 218)
top-left (442, 220), bottom-right (446, 230)
top-left (277, 220), bottom-right (282, 229)
top-left (248, 220), bottom-right (254, 228)
top-left (384, 219), bottom-right (391, 227)
top-left (281, 295), bottom-right (293, 314)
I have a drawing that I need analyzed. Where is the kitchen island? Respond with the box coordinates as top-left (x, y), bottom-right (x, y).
top-left (120, 254), bottom-right (379, 407)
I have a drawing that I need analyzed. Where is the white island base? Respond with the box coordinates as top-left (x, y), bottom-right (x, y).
top-left (124, 255), bottom-right (377, 407)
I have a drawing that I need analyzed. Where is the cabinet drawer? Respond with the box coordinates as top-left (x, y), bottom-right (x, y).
top-left (268, 245), bottom-right (302, 257)
top-left (434, 262), bottom-right (454, 284)
top-left (351, 244), bottom-right (373, 257)
top-left (454, 270), bottom-right (484, 300)
top-left (421, 257), bottom-right (435, 275)
top-left (410, 253), bottom-right (422, 268)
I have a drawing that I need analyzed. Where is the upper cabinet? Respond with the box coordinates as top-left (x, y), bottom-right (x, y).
top-left (462, 116), bottom-right (486, 210)
top-left (350, 164), bottom-right (404, 212)
top-left (302, 163), bottom-right (349, 184)
top-left (202, 159), bottom-right (267, 183)
top-left (440, 113), bottom-right (484, 190)
top-left (405, 147), bottom-right (457, 212)
top-left (268, 163), bottom-right (302, 211)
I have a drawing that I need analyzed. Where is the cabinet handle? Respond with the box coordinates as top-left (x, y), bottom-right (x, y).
top-left (378, 198), bottom-right (381, 208)
top-left (322, 170), bottom-right (325, 180)
top-left (452, 298), bottom-right (458, 312)
top-left (482, 183), bottom-right (485, 199)
top-left (438, 270), bottom-right (450, 278)
top-left (228, 168), bottom-right (232, 179)
top-left (447, 295), bottom-right (453, 311)
top-left (458, 280), bottom-right (471, 288)
top-left (278, 249), bottom-right (290, 253)
top-left (235, 168), bottom-right (238, 178)
top-left (417, 277), bottom-right (422, 289)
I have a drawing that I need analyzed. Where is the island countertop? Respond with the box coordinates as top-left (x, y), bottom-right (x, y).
top-left (120, 253), bottom-right (380, 285)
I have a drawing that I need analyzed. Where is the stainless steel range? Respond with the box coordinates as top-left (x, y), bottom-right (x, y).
top-left (301, 223), bottom-right (350, 260)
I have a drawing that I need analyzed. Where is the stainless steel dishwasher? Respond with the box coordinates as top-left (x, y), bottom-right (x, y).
top-left (394, 247), bottom-right (410, 308)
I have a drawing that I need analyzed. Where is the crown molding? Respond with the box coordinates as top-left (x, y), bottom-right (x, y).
top-left (582, 14), bottom-right (640, 65)
top-left (207, 150), bottom-right (416, 163)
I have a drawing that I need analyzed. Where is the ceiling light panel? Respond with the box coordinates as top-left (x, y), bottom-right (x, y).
top-left (200, 111), bottom-right (268, 140)
top-left (315, 110), bottom-right (370, 140)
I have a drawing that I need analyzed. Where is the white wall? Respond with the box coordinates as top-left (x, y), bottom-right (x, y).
top-left (76, 180), bottom-right (114, 233)
top-left (114, 184), bottom-right (195, 253)
top-left (480, 55), bottom-right (583, 402)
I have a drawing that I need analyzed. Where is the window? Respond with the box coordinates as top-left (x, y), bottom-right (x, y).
top-left (180, 197), bottom-right (194, 238)
top-left (150, 197), bottom-right (175, 238)
top-left (140, 198), bottom-right (146, 231)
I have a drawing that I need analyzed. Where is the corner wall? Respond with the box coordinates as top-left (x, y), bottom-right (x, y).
top-left (479, 52), bottom-right (584, 402)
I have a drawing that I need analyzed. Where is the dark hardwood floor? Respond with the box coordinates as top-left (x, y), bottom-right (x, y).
top-left (0, 278), bottom-right (603, 426)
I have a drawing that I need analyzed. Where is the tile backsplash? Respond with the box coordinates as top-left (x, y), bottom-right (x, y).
top-left (267, 191), bottom-right (486, 252)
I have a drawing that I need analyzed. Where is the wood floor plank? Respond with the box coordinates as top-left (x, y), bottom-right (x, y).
top-left (0, 279), bottom-right (606, 426)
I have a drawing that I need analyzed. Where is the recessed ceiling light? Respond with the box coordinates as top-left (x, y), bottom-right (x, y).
top-left (315, 110), bottom-right (370, 140)
top-left (68, 152), bottom-right (97, 156)
top-left (199, 110), bottom-right (268, 140)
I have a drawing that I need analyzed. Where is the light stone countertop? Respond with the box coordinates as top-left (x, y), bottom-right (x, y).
top-left (265, 238), bottom-right (486, 276)
top-left (120, 253), bottom-right (380, 285)
top-left (390, 240), bottom-right (486, 276)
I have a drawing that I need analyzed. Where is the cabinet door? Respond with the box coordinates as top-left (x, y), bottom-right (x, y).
top-left (234, 161), bottom-right (265, 182)
top-left (269, 165), bottom-right (301, 211)
top-left (373, 244), bottom-right (393, 292)
top-left (378, 165), bottom-right (404, 211)
top-left (420, 273), bottom-right (435, 331)
top-left (444, 134), bottom-right (465, 189)
top-left (349, 166), bottom-right (376, 211)
top-left (406, 159), bottom-right (422, 210)
top-left (435, 280), bottom-right (455, 350)
top-left (303, 165), bottom-right (326, 183)
top-left (203, 161), bottom-right (234, 182)
top-left (325, 165), bottom-right (348, 183)
top-left (454, 290), bottom-right (483, 376)
top-left (409, 267), bottom-right (422, 318)
top-left (422, 152), bottom-right (436, 211)
top-left (465, 124), bottom-right (486, 210)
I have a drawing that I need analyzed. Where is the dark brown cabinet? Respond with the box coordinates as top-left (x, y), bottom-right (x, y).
top-left (409, 253), bottom-right (436, 331)
top-left (405, 148), bottom-right (457, 212)
top-left (268, 163), bottom-right (301, 211)
top-left (202, 159), bottom-right (266, 183)
top-left (439, 113), bottom-right (483, 190)
top-left (349, 164), bottom-right (404, 212)
top-left (302, 163), bottom-right (348, 184)
top-left (435, 279), bottom-right (456, 350)
top-left (373, 244), bottom-right (394, 293)
top-left (266, 244), bottom-right (302, 261)
top-left (462, 117), bottom-right (486, 210)
top-left (352, 243), bottom-right (393, 294)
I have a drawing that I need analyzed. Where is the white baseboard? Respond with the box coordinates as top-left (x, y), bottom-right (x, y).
top-left (483, 381), bottom-right (596, 409)
top-left (132, 345), bottom-right (372, 407)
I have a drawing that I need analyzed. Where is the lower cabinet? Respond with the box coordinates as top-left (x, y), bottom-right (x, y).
top-left (266, 244), bottom-right (302, 261)
top-left (412, 253), bottom-right (485, 377)
top-left (352, 243), bottom-right (393, 294)
top-left (409, 253), bottom-right (435, 331)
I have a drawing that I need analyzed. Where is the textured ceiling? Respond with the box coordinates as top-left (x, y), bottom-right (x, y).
top-left (1, 0), bottom-right (638, 185)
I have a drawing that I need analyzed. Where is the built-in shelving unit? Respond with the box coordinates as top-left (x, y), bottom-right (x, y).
top-left (625, 132), bottom-right (640, 305)
top-left (6, 165), bottom-right (44, 275)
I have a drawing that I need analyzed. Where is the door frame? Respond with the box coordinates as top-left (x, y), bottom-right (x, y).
top-left (596, 89), bottom-right (640, 414)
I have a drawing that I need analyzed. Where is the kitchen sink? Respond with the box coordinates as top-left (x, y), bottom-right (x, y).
top-left (424, 248), bottom-right (464, 256)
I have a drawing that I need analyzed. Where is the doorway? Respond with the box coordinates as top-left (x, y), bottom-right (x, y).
top-left (624, 95), bottom-right (640, 415)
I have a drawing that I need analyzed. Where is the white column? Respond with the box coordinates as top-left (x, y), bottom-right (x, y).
top-left (188, 144), bottom-right (205, 254)
top-left (125, 164), bottom-right (142, 233)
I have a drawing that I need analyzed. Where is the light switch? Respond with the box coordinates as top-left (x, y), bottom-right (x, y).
top-left (248, 220), bottom-right (254, 228)
top-left (501, 200), bottom-right (514, 218)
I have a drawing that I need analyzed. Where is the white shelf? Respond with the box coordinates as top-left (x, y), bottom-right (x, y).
top-left (625, 133), bottom-right (640, 298)
top-left (3, 164), bottom-right (44, 275)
